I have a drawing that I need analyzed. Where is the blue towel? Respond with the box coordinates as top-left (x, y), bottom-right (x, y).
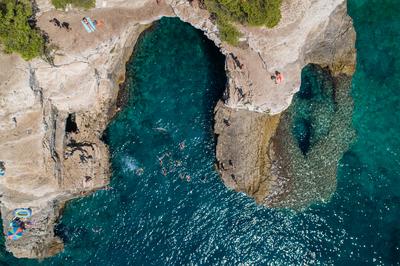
top-left (87, 17), bottom-right (97, 31)
top-left (81, 20), bottom-right (93, 33)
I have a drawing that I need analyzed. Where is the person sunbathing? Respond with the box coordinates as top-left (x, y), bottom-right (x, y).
top-left (275, 71), bottom-right (284, 84)
top-left (94, 19), bottom-right (105, 28)
top-left (82, 17), bottom-right (96, 32)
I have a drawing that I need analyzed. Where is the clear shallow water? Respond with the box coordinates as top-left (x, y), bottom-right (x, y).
top-left (1, 1), bottom-right (400, 264)
top-left (272, 64), bottom-right (355, 209)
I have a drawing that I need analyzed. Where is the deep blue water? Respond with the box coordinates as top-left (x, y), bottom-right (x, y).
top-left (1, 1), bottom-right (400, 264)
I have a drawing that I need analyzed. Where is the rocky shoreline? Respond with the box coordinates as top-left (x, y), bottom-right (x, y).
top-left (213, 1), bottom-right (356, 208)
top-left (0, 0), bottom-right (355, 258)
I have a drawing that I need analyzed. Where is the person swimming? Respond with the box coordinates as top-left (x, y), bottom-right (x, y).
top-left (179, 141), bottom-right (186, 150)
top-left (103, 185), bottom-right (113, 191)
top-left (153, 127), bottom-right (167, 133)
top-left (135, 168), bottom-right (144, 176)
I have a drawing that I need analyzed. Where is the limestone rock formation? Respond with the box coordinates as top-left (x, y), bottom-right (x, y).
top-left (0, 0), bottom-right (356, 258)
top-left (211, 0), bottom-right (356, 208)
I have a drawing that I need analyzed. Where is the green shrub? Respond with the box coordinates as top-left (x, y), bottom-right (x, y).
top-left (0, 0), bottom-right (44, 60)
top-left (217, 19), bottom-right (241, 46)
top-left (51, 0), bottom-right (95, 9)
top-left (204, 0), bottom-right (282, 45)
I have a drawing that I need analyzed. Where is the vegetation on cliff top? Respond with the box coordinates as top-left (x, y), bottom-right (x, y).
top-left (204, 0), bottom-right (282, 45)
top-left (51, 0), bottom-right (95, 9)
top-left (216, 19), bottom-right (241, 46)
top-left (0, 0), bottom-right (44, 60)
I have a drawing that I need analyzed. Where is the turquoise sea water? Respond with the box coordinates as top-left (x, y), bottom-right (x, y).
top-left (1, 1), bottom-right (400, 264)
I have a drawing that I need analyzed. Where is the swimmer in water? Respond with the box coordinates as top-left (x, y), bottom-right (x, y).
top-left (186, 175), bottom-right (191, 182)
top-left (136, 168), bottom-right (144, 175)
top-left (158, 152), bottom-right (171, 165)
top-left (92, 227), bottom-right (101, 233)
top-left (162, 168), bottom-right (167, 176)
top-left (153, 127), bottom-right (167, 133)
top-left (179, 141), bottom-right (186, 150)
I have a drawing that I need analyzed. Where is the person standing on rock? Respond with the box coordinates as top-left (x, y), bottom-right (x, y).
top-left (271, 71), bottom-right (284, 84)
top-left (275, 71), bottom-right (284, 84)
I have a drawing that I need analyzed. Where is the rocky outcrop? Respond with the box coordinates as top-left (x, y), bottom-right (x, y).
top-left (169, 0), bottom-right (356, 209)
top-left (214, 103), bottom-right (281, 204)
top-left (0, 0), bottom-right (356, 258)
top-left (212, 0), bottom-right (356, 208)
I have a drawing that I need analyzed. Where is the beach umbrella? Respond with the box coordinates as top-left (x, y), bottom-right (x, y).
top-left (7, 226), bottom-right (24, 240)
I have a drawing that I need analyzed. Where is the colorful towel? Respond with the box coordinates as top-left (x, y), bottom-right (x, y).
top-left (81, 17), bottom-right (96, 33)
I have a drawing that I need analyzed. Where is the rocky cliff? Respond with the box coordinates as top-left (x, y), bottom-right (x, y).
top-left (211, 0), bottom-right (356, 209)
top-left (0, 0), bottom-right (355, 258)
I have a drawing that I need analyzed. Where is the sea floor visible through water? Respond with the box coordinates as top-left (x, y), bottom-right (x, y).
top-left (1, 0), bottom-right (400, 264)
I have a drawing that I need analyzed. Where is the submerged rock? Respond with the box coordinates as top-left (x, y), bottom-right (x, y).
top-left (270, 66), bottom-right (355, 209)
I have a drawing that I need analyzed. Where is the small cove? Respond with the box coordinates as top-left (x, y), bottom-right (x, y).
top-left (0, 3), bottom-right (399, 263)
